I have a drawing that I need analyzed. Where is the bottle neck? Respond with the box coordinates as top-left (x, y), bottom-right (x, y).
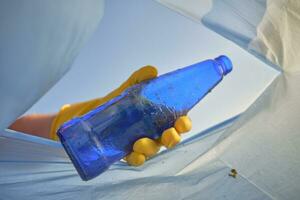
top-left (214, 55), bottom-right (233, 76)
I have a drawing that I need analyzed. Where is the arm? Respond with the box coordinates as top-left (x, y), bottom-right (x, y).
top-left (9, 113), bottom-right (56, 139)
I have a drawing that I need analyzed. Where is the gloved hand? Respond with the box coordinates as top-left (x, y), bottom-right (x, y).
top-left (50, 66), bottom-right (192, 166)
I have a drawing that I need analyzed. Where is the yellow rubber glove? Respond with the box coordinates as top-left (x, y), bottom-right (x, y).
top-left (125, 115), bottom-right (192, 166)
top-left (50, 66), bottom-right (192, 166)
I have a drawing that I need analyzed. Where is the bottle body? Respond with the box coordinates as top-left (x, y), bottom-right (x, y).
top-left (58, 89), bottom-right (180, 180)
top-left (57, 55), bottom-right (233, 181)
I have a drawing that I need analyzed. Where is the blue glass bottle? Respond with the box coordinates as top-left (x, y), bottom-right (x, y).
top-left (57, 55), bottom-right (233, 181)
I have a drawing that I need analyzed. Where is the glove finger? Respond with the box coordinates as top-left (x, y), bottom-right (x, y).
top-left (160, 127), bottom-right (181, 149)
top-left (133, 137), bottom-right (161, 157)
top-left (125, 152), bottom-right (146, 166)
top-left (128, 65), bottom-right (158, 85)
top-left (174, 116), bottom-right (192, 134)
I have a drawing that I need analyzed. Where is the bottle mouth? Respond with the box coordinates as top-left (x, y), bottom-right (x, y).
top-left (214, 55), bottom-right (233, 75)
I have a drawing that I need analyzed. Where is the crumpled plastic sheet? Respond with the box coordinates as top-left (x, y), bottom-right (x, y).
top-left (202, 0), bottom-right (267, 51)
top-left (248, 0), bottom-right (300, 72)
top-left (0, 0), bottom-right (104, 131)
top-left (177, 72), bottom-right (300, 200)
top-left (202, 0), bottom-right (300, 72)
top-left (193, 0), bottom-right (300, 199)
top-left (1, 116), bottom-right (273, 200)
